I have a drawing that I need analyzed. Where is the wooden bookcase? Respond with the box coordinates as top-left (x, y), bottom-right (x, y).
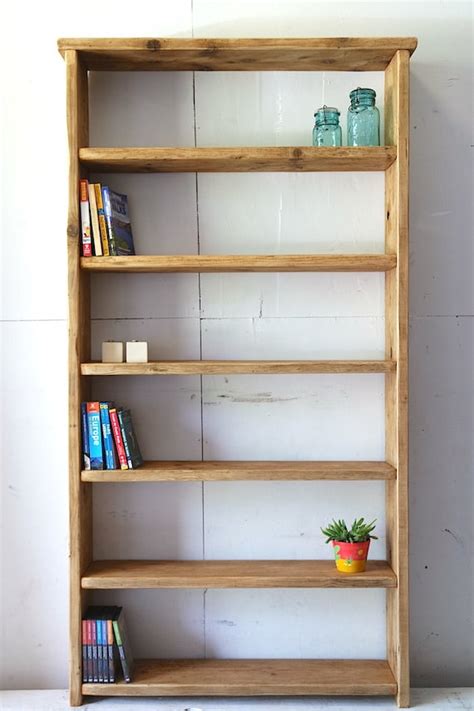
top-left (59, 37), bottom-right (416, 707)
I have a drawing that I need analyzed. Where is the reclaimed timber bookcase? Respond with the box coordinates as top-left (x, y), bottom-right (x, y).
top-left (59, 37), bottom-right (416, 707)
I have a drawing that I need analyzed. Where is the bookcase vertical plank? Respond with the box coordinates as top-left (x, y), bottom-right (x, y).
top-left (66, 49), bottom-right (91, 707)
top-left (384, 49), bottom-right (410, 708)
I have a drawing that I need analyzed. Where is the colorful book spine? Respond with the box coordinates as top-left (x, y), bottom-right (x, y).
top-left (108, 189), bottom-right (135, 256)
top-left (82, 620), bottom-right (88, 683)
top-left (117, 409), bottom-right (132, 468)
top-left (100, 402), bottom-right (118, 470)
top-left (96, 618), bottom-right (103, 683)
top-left (118, 409), bottom-right (143, 469)
top-left (79, 179), bottom-right (92, 257)
top-left (101, 619), bottom-right (109, 683)
top-left (102, 186), bottom-right (117, 255)
top-left (109, 408), bottom-right (129, 470)
top-left (94, 183), bottom-right (110, 256)
top-left (88, 182), bottom-right (103, 256)
top-left (91, 616), bottom-right (98, 683)
top-left (107, 618), bottom-right (115, 683)
top-left (86, 619), bottom-right (93, 683)
top-left (87, 402), bottom-right (104, 470)
top-left (81, 403), bottom-right (91, 470)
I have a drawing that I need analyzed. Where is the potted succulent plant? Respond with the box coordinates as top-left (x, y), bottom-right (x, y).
top-left (321, 517), bottom-right (377, 573)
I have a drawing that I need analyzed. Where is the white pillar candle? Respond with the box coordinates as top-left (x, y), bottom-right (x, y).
top-left (101, 341), bottom-right (124, 363)
top-left (126, 341), bottom-right (148, 363)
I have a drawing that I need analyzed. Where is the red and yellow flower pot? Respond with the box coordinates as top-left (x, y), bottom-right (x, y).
top-left (332, 539), bottom-right (370, 573)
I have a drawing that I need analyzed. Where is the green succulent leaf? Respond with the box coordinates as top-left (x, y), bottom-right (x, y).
top-left (321, 517), bottom-right (378, 543)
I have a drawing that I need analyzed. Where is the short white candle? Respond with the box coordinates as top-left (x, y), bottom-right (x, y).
top-left (126, 341), bottom-right (148, 363)
top-left (101, 341), bottom-right (124, 363)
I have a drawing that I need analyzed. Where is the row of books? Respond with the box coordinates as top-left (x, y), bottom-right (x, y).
top-left (82, 606), bottom-right (134, 683)
top-left (80, 179), bottom-right (135, 257)
top-left (81, 402), bottom-right (143, 471)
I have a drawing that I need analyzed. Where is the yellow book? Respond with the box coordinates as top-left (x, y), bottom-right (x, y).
top-left (87, 183), bottom-right (102, 256)
top-left (94, 183), bottom-right (110, 256)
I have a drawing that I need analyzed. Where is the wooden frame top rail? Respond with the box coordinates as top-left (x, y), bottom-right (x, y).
top-left (58, 37), bottom-right (417, 71)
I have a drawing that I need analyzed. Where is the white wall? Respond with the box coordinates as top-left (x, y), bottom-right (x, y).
top-left (1, 0), bottom-right (472, 691)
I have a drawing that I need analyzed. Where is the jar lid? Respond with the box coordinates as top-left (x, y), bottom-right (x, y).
top-left (350, 87), bottom-right (376, 99)
top-left (314, 105), bottom-right (340, 117)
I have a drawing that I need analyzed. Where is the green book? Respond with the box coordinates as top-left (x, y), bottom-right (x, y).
top-left (112, 607), bottom-right (134, 683)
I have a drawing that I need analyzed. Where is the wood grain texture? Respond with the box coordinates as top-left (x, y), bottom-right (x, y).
top-left (80, 253), bottom-right (397, 273)
top-left (81, 460), bottom-right (397, 482)
top-left (65, 49), bottom-right (91, 707)
top-left (79, 146), bottom-right (397, 173)
top-left (385, 49), bottom-right (410, 708)
top-left (80, 360), bottom-right (396, 375)
top-left (57, 36), bottom-right (417, 72)
top-left (83, 658), bottom-right (397, 696)
top-left (82, 560), bottom-right (397, 589)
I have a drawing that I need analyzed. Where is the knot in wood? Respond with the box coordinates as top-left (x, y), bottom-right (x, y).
top-left (292, 148), bottom-right (303, 159)
top-left (146, 40), bottom-right (161, 51)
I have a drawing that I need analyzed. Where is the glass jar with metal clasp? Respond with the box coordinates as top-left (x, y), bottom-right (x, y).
top-left (347, 87), bottom-right (380, 146)
top-left (312, 105), bottom-right (342, 147)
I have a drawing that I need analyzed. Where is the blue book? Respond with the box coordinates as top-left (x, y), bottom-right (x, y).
top-left (81, 403), bottom-right (91, 470)
top-left (102, 619), bottom-right (109, 682)
top-left (86, 402), bottom-right (104, 470)
top-left (101, 186), bottom-right (117, 255)
top-left (97, 618), bottom-right (104, 683)
top-left (100, 402), bottom-right (118, 470)
top-left (102, 186), bottom-right (135, 256)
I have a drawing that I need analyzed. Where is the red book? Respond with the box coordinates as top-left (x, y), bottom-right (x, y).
top-left (109, 408), bottom-right (129, 470)
top-left (79, 179), bottom-right (92, 257)
top-left (82, 620), bottom-right (88, 683)
top-left (86, 619), bottom-right (94, 683)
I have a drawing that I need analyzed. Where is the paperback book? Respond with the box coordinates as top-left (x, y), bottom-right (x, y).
top-left (118, 408), bottom-right (144, 469)
top-left (102, 187), bottom-right (136, 256)
top-left (100, 402), bottom-right (118, 470)
top-left (87, 402), bottom-right (104, 470)
top-left (79, 179), bottom-right (92, 257)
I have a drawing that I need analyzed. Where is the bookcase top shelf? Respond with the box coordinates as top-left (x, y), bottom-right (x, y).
top-left (81, 360), bottom-right (396, 375)
top-left (58, 36), bottom-right (417, 71)
top-left (80, 146), bottom-right (396, 172)
top-left (82, 559), bottom-right (397, 589)
top-left (81, 254), bottom-right (397, 273)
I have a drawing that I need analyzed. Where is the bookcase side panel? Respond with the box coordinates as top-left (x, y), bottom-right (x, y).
top-left (384, 49), bottom-right (410, 708)
top-left (66, 49), bottom-right (92, 707)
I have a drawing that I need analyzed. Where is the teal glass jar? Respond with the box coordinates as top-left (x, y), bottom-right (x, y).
top-left (312, 106), bottom-right (342, 147)
top-left (347, 88), bottom-right (380, 146)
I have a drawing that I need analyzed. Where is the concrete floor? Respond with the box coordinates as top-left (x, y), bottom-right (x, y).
top-left (0, 689), bottom-right (472, 711)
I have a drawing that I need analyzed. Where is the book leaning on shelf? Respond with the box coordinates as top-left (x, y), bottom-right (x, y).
top-left (82, 606), bottom-right (134, 683)
top-left (79, 179), bottom-right (136, 257)
top-left (81, 402), bottom-right (143, 471)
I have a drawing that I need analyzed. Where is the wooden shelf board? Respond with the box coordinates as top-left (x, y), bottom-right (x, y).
top-left (82, 560), bottom-right (397, 589)
top-left (83, 658), bottom-right (397, 696)
top-left (81, 460), bottom-right (397, 482)
top-left (79, 146), bottom-right (397, 173)
top-left (58, 36), bottom-right (417, 72)
top-left (81, 360), bottom-right (396, 375)
top-left (81, 254), bottom-right (397, 273)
